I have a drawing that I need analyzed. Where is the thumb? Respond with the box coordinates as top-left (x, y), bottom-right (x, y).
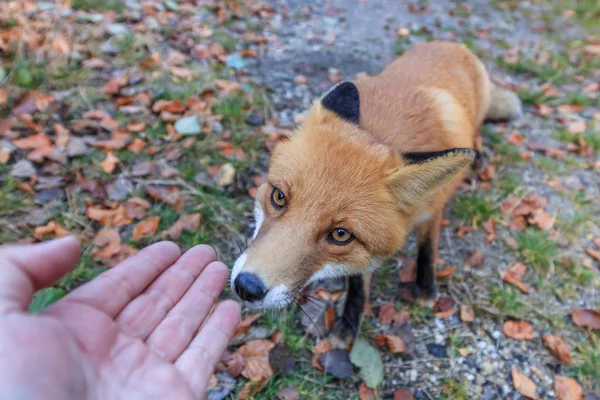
top-left (0, 236), bottom-right (81, 314)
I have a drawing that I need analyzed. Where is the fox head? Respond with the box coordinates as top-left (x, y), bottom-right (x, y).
top-left (231, 81), bottom-right (474, 309)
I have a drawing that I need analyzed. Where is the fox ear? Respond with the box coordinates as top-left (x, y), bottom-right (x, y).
top-left (321, 81), bottom-right (360, 124)
top-left (387, 148), bottom-right (475, 211)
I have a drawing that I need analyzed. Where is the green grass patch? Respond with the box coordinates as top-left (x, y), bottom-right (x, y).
top-left (481, 125), bottom-right (522, 164)
top-left (439, 378), bottom-right (469, 400)
top-left (451, 191), bottom-right (499, 227)
top-left (571, 333), bottom-right (600, 389)
top-left (497, 53), bottom-right (572, 84)
top-left (532, 155), bottom-right (565, 176)
top-left (71, 0), bottom-right (124, 11)
top-left (213, 32), bottom-right (238, 53)
top-left (518, 86), bottom-right (556, 106)
top-left (515, 229), bottom-right (557, 270)
top-left (490, 285), bottom-right (525, 315)
top-left (214, 93), bottom-right (249, 127)
top-left (497, 170), bottom-right (522, 195)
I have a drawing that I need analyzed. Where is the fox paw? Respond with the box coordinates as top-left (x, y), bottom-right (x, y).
top-left (398, 282), bottom-right (438, 308)
top-left (329, 318), bottom-right (358, 350)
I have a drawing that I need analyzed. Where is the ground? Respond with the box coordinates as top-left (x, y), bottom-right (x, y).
top-left (1, 0), bottom-right (599, 399)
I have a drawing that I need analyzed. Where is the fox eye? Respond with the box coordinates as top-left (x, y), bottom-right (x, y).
top-left (329, 228), bottom-right (354, 245)
top-left (270, 187), bottom-right (286, 209)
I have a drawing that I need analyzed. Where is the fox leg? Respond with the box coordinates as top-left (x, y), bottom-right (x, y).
top-left (414, 209), bottom-right (442, 307)
top-left (330, 272), bottom-right (372, 349)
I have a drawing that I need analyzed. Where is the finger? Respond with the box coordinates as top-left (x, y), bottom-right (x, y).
top-left (175, 300), bottom-right (241, 397)
top-left (62, 241), bottom-right (180, 318)
top-left (145, 261), bottom-right (229, 362)
top-left (115, 245), bottom-right (217, 340)
top-left (0, 236), bottom-right (81, 314)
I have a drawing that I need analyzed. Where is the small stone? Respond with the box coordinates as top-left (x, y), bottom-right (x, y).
top-left (174, 116), bottom-right (203, 135)
top-left (163, 0), bottom-right (179, 11)
top-left (492, 330), bottom-right (501, 340)
top-left (100, 40), bottom-right (121, 55)
top-left (107, 23), bottom-right (129, 35)
top-left (11, 159), bottom-right (36, 178)
top-left (211, 121), bottom-right (224, 134)
top-left (231, 20), bottom-right (248, 33)
top-left (76, 13), bottom-right (104, 23)
top-left (215, 163), bottom-right (235, 187)
top-left (226, 54), bottom-right (247, 70)
top-left (245, 114), bottom-right (263, 126)
top-left (482, 361), bottom-right (494, 375)
top-left (426, 343), bottom-right (447, 358)
top-left (34, 188), bottom-right (62, 203)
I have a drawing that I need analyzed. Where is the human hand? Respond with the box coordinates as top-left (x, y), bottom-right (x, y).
top-left (0, 237), bottom-right (241, 399)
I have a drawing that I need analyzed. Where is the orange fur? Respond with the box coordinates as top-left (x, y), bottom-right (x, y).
top-left (234, 41), bottom-right (520, 297)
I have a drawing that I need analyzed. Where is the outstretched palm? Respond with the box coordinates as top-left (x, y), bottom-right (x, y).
top-left (0, 237), bottom-right (240, 399)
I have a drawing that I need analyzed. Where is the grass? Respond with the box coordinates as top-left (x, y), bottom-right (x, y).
top-left (514, 229), bottom-right (558, 270)
top-left (71, 0), bottom-right (124, 11)
top-left (497, 55), bottom-right (571, 84)
top-left (214, 93), bottom-right (249, 127)
top-left (439, 378), bottom-right (469, 400)
top-left (532, 155), bottom-right (567, 176)
top-left (451, 191), bottom-right (499, 227)
top-left (571, 333), bottom-right (600, 389)
top-left (518, 86), bottom-right (556, 106)
top-left (497, 170), bottom-right (522, 195)
top-left (481, 126), bottom-right (522, 164)
top-left (490, 285), bottom-right (525, 315)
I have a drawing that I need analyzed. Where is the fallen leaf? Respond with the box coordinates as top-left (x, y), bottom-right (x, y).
top-left (456, 225), bottom-right (472, 237)
top-left (572, 309), bottom-right (600, 329)
top-left (92, 228), bottom-right (122, 259)
top-left (350, 338), bottom-right (384, 389)
top-left (435, 266), bottom-right (455, 279)
top-left (512, 367), bottom-right (538, 399)
top-left (483, 217), bottom-right (496, 242)
top-left (127, 138), bottom-right (146, 153)
top-left (554, 375), bottom-right (583, 400)
top-left (542, 335), bottom-right (572, 365)
top-left (394, 388), bottom-right (415, 400)
top-left (12, 132), bottom-right (53, 149)
top-left (33, 221), bottom-right (71, 238)
top-left (585, 248), bottom-right (600, 263)
top-left (460, 304), bottom-right (475, 322)
top-left (223, 352), bottom-right (245, 378)
top-left (465, 250), bottom-right (485, 268)
top-left (145, 185), bottom-right (187, 212)
top-left (479, 164), bottom-right (496, 181)
top-left (507, 131), bottom-right (524, 145)
top-left (378, 302), bottom-right (409, 325)
top-left (104, 75), bottom-right (129, 95)
top-left (234, 313), bottom-right (263, 336)
top-left (528, 211), bottom-right (555, 232)
top-left (161, 213), bottom-right (202, 240)
top-left (238, 378), bottom-right (268, 400)
top-left (583, 44), bottom-right (600, 57)
top-left (567, 120), bottom-right (586, 134)
top-left (86, 203), bottom-right (133, 227)
top-left (546, 147), bottom-right (567, 159)
top-left (503, 320), bottom-right (534, 340)
top-left (237, 339), bottom-right (275, 381)
top-left (434, 308), bottom-right (458, 319)
top-left (78, 177), bottom-right (108, 199)
top-left (132, 216), bottom-right (160, 240)
top-left (13, 91), bottom-right (54, 115)
top-left (294, 75), bottom-right (308, 85)
top-left (359, 383), bottom-right (376, 400)
top-left (100, 152), bottom-right (119, 174)
top-left (503, 262), bottom-right (530, 294)
top-left (374, 335), bottom-right (405, 353)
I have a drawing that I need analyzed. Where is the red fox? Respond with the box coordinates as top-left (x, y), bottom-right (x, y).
top-left (230, 41), bottom-right (521, 348)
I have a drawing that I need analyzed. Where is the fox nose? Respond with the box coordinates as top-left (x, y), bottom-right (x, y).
top-left (234, 272), bottom-right (267, 302)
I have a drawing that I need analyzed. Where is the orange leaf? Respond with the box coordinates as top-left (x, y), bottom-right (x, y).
top-left (585, 248), bottom-right (600, 263)
top-left (324, 304), bottom-right (336, 332)
top-left (13, 91), bottom-right (54, 115)
top-left (554, 375), bottom-right (583, 400)
top-left (572, 309), bottom-right (600, 329)
top-left (512, 367), bottom-right (538, 399)
top-left (378, 302), bottom-right (409, 325)
top-left (483, 216), bottom-right (496, 243)
top-left (145, 185), bottom-right (187, 212)
top-left (294, 75), bottom-right (308, 85)
top-left (132, 216), bottom-right (160, 240)
top-left (92, 228), bottom-right (122, 259)
top-left (503, 262), bottom-right (530, 294)
top-left (460, 304), bottom-right (475, 322)
top-left (234, 313), bottom-right (263, 336)
top-left (12, 132), bottom-right (53, 149)
top-left (161, 213), bottom-right (202, 240)
top-left (394, 388), bottom-right (415, 400)
top-left (0, 89), bottom-right (6, 105)
top-left (359, 382), bottom-right (376, 400)
top-left (434, 308), bottom-right (458, 319)
top-left (542, 335), bottom-right (572, 365)
top-left (503, 320), bottom-right (534, 340)
top-left (528, 211), bottom-right (555, 232)
top-left (567, 120), bottom-right (586, 134)
top-left (104, 75), bottom-right (129, 95)
top-left (546, 147), bottom-right (567, 159)
top-left (507, 131), bottom-right (523, 145)
top-left (33, 221), bottom-right (71, 239)
top-left (127, 121), bottom-right (146, 132)
top-left (100, 152), bottom-right (119, 174)
top-left (92, 131), bottom-right (131, 151)
top-left (223, 352), bottom-right (245, 378)
top-left (152, 99), bottom-right (186, 114)
top-left (127, 138), bottom-right (146, 153)
top-left (465, 250), bottom-right (485, 268)
top-left (479, 164), bottom-right (496, 181)
top-left (236, 339), bottom-right (275, 381)
top-left (86, 203), bottom-right (133, 227)
top-left (373, 335), bottom-right (405, 353)
top-left (435, 266), bottom-right (455, 279)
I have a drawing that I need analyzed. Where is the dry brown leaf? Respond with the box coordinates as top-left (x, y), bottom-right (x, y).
top-left (465, 250), bottom-right (485, 268)
top-left (33, 221), bottom-right (71, 238)
top-left (572, 309), bottom-right (600, 329)
top-left (152, 99), bottom-right (186, 114)
top-left (13, 91), bottom-right (54, 115)
top-left (434, 308), bottom-right (458, 319)
top-left (479, 164), bottom-right (496, 181)
top-left (503, 262), bottom-right (530, 294)
top-left (583, 44), bottom-right (600, 57)
top-left (503, 320), bottom-right (534, 340)
top-left (585, 248), bottom-right (600, 263)
top-left (161, 213), bottom-right (202, 240)
top-left (546, 147), bottom-right (567, 159)
top-left (460, 304), bottom-right (475, 322)
top-left (127, 121), bottom-right (146, 133)
top-left (394, 388), bottom-right (415, 400)
top-left (234, 313), bottom-right (263, 336)
top-left (100, 152), bottom-right (119, 174)
top-left (512, 367), bottom-right (538, 399)
top-left (483, 216), bottom-right (496, 242)
top-left (554, 375), bottom-right (583, 400)
top-left (507, 131), bottom-right (524, 145)
top-left (374, 335), bottom-right (405, 353)
top-left (528, 211), bottom-right (555, 232)
top-left (359, 382), bottom-right (376, 400)
top-left (104, 75), bottom-right (129, 95)
top-left (223, 351), bottom-right (245, 378)
top-left (236, 339), bottom-right (275, 381)
top-left (12, 132), bottom-right (53, 149)
top-left (132, 216), bottom-right (160, 240)
top-left (542, 335), bottom-right (572, 365)
top-left (86, 203), bottom-right (133, 227)
top-left (567, 120), bottom-right (586, 134)
top-left (435, 266), bottom-right (455, 279)
top-left (127, 138), bottom-right (146, 153)
top-left (145, 185), bottom-right (187, 212)
top-left (378, 302), bottom-right (409, 325)
top-left (92, 131), bottom-right (131, 151)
